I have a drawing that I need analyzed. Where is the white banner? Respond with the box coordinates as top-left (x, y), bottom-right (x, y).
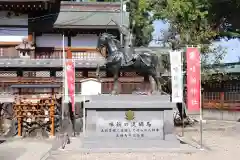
top-left (170, 50), bottom-right (183, 102)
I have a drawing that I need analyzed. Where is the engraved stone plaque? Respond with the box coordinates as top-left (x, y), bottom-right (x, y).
top-left (96, 118), bottom-right (164, 139)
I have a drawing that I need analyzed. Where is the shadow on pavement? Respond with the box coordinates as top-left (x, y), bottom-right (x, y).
top-left (0, 140), bottom-right (6, 144)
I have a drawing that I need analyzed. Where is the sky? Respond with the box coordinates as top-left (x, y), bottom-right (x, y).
top-left (150, 20), bottom-right (240, 63)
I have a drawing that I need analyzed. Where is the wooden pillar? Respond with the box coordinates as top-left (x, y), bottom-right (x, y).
top-left (28, 33), bottom-right (33, 42)
top-left (17, 70), bottom-right (23, 94)
top-left (66, 48), bottom-right (72, 59)
top-left (18, 115), bottom-right (22, 137)
top-left (50, 100), bottom-right (55, 136)
top-left (28, 32), bottom-right (35, 59)
top-left (220, 92), bottom-right (224, 109)
top-left (83, 70), bottom-right (88, 78)
top-left (67, 35), bottom-right (71, 47)
top-left (16, 70), bottom-right (23, 136)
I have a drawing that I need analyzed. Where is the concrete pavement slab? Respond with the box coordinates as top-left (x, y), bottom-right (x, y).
top-left (0, 139), bottom-right (53, 160)
top-left (0, 147), bottom-right (26, 160)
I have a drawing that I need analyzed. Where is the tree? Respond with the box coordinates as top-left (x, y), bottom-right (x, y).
top-left (127, 0), bottom-right (154, 46)
top-left (149, 0), bottom-right (231, 93)
top-left (209, 0), bottom-right (240, 39)
top-left (151, 0), bottom-right (217, 48)
top-left (98, 0), bottom-right (153, 46)
top-left (150, 0), bottom-right (226, 71)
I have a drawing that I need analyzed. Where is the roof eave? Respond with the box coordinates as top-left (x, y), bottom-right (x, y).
top-left (53, 25), bottom-right (118, 29)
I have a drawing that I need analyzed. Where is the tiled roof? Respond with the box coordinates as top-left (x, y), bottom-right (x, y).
top-left (54, 1), bottom-right (129, 28)
top-left (209, 63), bottom-right (240, 74)
top-left (60, 2), bottom-right (122, 12)
top-left (54, 11), bottom-right (129, 29)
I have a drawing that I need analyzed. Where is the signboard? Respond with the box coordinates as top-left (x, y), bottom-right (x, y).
top-left (81, 78), bottom-right (101, 95)
top-left (170, 50), bottom-right (183, 102)
top-left (96, 110), bottom-right (163, 139)
top-left (98, 120), bottom-right (163, 138)
top-left (66, 59), bottom-right (75, 112)
top-left (186, 47), bottom-right (201, 111)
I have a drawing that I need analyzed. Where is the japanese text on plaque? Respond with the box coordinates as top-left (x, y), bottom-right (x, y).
top-left (100, 121), bottom-right (161, 138)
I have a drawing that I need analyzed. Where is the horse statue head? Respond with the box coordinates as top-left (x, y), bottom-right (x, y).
top-left (97, 33), bottom-right (119, 56)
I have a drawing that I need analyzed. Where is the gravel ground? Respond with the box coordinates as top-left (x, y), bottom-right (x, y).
top-left (47, 123), bottom-right (240, 160)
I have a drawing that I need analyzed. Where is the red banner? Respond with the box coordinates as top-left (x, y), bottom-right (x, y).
top-left (186, 47), bottom-right (201, 111)
top-left (66, 59), bottom-right (75, 112)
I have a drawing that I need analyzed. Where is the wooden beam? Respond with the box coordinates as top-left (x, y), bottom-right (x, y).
top-left (53, 47), bottom-right (97, 51)
top-left (0, 77), bottom-right (144, 83)
top-left (0, 42), bottom-right (20, 45)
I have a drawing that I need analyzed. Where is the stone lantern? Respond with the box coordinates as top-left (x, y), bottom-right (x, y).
top-left (15, 38), bottom-right (35, 58)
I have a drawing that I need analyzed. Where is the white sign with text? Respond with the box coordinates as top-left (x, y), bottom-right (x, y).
top-left (170, 50), bottom-right (183, 102)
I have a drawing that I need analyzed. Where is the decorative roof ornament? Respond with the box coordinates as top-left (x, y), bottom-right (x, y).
top-left (15, 38), bottom-right (35, 51)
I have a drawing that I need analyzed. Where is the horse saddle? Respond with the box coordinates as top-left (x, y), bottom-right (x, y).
top-left (121, 53), bottom-right (152, 67)
top-left (138, 52), bottom-right (153, 67)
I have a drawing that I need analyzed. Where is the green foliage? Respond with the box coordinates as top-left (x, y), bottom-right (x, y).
top-left (150, 0), bottom-right (217, 48)
top-left (128, 0), bottom-right (154, 46)
top-left (99, 0), bottom-right (154, 46)
top-left (209, 0), bottom-right (240, 39)
top-left (149, 0), bottom-right (228, 82)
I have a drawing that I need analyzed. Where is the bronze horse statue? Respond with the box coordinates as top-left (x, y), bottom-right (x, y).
top-left (96, 32), bottom-right (165, 95)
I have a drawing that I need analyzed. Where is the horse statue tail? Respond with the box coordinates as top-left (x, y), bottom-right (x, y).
top-left (154, 54), bottom-right (165, 78)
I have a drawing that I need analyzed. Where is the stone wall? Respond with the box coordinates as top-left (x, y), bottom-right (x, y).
top-left (203, 109), bottom-right (240, 121)
top-left (189, 109), bottom-right (240, 121)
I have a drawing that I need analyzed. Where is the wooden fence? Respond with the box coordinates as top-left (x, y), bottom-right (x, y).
top-left (203, 92), bottom-right (240, 111)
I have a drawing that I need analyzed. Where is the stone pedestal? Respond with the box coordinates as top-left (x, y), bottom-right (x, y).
top-left (81, 94), bottom-right (179, 150)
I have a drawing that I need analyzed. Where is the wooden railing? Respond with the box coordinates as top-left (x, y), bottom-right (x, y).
top-left (0, 77), bottom-right (144, 94)
top-left (203, 92), bottom-right (240, 111)
top-left (0, 77), bottom-right (143, 83)
top-left (0, 46), bottom-right (19, 58)
top-left (0, 47), bottom-right (102, 59)
top-left (35, 47), bottom-right (101, 59)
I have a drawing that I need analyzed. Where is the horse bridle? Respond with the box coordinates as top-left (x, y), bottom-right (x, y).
top-left (97, 43), bottom-right (107, 58)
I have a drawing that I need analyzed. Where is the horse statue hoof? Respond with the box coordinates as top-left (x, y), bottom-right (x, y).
top-left (110, 90), bottom-right (118, 95)
top-left (151, 91), bottom-right (163, 95)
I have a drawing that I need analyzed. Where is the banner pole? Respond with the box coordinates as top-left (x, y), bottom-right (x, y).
top-left (73, 59), bottom-right (75, 112)
top-left (199, 46), bottom-right (203, 150)
top-left (181, 50), bottom-right (184, 137)
top-left (62, 34), bottom-right (65, 120)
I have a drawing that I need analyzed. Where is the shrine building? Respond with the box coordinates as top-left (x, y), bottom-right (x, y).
top-left (0, 1), bottom-right (143, 96)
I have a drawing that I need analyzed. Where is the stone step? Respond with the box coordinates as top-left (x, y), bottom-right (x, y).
top-left (81, 138), bottom-right (180, 149)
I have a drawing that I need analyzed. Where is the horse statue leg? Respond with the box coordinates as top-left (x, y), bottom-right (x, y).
top-left (96, 64), bottom-right (101, 80)
top-left (152, 75), bottom-right (162, 93)
top-left (151, 54), bottom-right (164, 94)
top-left (111, 70), bottom-right (120, 95)
top-left (143, 75), bottom-right (152, 94)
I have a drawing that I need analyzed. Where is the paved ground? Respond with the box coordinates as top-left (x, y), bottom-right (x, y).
top-left (46, 121), bottom-right (240, 160)
top-left (0, 147), bottom-right (26, 160)
top-left (1, 121), bottom-right (240, 160)
top-left (0, 138), bottom-right (53, 160)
